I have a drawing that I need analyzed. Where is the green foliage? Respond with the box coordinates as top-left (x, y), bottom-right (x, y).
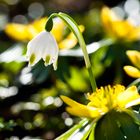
top-left (55, 118), bottom-right (96, 140)
top-left (0, 118), bottom-right (16, 131)
top-left (95, 111), bottom-right (140, 140)
top-left (65, 67), bottom-right (89, 92)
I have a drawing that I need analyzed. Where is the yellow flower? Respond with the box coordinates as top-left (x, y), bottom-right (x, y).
top-left (124, 50), bottom-right (140, 78)
top-left (5, 18), bottom-right (47, 41)
top-left (61, 85), bottom-right (140, 119)
top-left (5, 17), bottom-right (84, 49)
top-left (101, 7), bottom-right (140, 41)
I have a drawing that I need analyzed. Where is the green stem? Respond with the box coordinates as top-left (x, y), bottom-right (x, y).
top-left (46, 12), bottom-right (97, 91)
top-left (88, 68), bottom-right (97, 92)
top-left (127, 78), bottom-right (140, 87)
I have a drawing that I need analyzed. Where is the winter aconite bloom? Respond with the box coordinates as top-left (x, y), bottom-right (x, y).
top-left (61, 85), bottom-right (140, 118)
top-left (124, 50), bottom-right (140, 78)
top-left (5, 17), bottom-right (84, 49)
top-left (26, 31), bottom-right (58, 70)
top-left (5, 17), bottom-right (47, 41)
top-left (101, 7), bottom-right (140, 41)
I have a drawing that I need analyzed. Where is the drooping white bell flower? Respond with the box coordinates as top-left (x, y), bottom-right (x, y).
top-left (26, 31), bottom-right (59, 70)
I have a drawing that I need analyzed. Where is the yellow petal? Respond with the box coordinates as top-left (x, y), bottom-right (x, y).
top-left (127, 26), bottom-right (140, 40)
top-left (101, 6), bottom-right (140, 41)
top-left (58, 25), bottom-right (85, 49)
top-left (126, 50), bottom-right (140, 69)
top-left (27, 17), bottom-right (47, 40)
top-left (61, 95), bottom-right (102, 118)
top-left (60, 95), bottom-right (80, 107)
top-left (51, 19), bottom-right (65, 42)
top-left (101, 6), bottom-right (119, 26)
top-left (27, 25), bottom-right (39, 40)
top-left (66, 106), bottom-right (101, 118)
top-left (124, 66), bottom-right (140, 78)
top-left (31, 17), bottom-right (47, 32)
top-left (125, 98), bottom-right (140, 108)
top-left (58, 33), bottom-right (77, 49)
top-left (101, 6), bottom-right (120, 37)
top-left (111, 21), bottom-right (133, 39)
top-left (5, 23), bottom-right (28, 41)
top-left (117, 86), bottom-right (140, 108)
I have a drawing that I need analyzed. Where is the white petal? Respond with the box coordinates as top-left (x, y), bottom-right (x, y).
top-left (26, 30), bottom-right (59, 70)
top-left (41, 32), bottom-right (59, 68)
top-left (53, 58), bottom-right (58, 70)
top-left (26, 31), bottom-right (47, 66)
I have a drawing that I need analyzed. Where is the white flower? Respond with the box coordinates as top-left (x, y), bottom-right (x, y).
top-left (26, 31), bottom-right (59, 70)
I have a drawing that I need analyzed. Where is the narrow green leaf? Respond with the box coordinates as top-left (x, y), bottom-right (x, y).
top-left (55, 118), bottom-right (89, 140)
top-left (81, 122), bottom-right (96, 140)
top-left (127, 78), bottom-right (140, 87)
top-left (127, 78), bottom-right (140, 92)
top-left (88, 128), bottom-right (95, 140)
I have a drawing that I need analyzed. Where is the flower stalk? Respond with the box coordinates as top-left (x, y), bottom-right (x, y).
top-left (45, 12), bottom-right (97, 91)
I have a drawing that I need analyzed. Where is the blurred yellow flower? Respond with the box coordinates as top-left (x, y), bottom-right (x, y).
top-left (61, 85), bottom-right (140, 119)
top-left (5, 18), bottom-right (47, 41)
top-left (124, 50), bottom-right (140, 78)
top-left (101, 7), bottom-right (140, 41)
top-left (5, 17), bottom-right (84, 49)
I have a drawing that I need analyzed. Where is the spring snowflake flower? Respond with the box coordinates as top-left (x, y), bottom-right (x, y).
top-left (61, 85), bottom-right (140, 118)
top-left (101, 7), bottom-right (140, 41)
top-left (124, 50), bottom-right (140, 78)
top-left (26, 31), bottom-right (58, 70)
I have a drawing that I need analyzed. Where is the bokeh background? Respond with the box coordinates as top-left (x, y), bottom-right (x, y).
top-left (0, 0), bottom-right (140, 139)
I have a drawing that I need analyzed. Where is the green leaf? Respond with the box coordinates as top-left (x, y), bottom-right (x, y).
top-left (95, 111), bottom-right (140, 140)
top-left (116, 112), bottom-right (140, 140)
top-left (55, 118), bottom-right (89, 140)
top-left (125, 109), bottom-right (140, 125)
top-left (91, 45), bottom-right (109, 78)
top-left (3, 61), bottom-right (24, 74)
top-left (88, 128), bottom-right (94, 140)
top-left (81, 122), bottom-right (96, 140)
top-left (65, 67), bottom-right (89, 92)
top-left (95, 111), bottom-right (125, 140)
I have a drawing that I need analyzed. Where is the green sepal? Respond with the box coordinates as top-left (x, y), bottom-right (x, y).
top-left (45, 18), bottom-right (53, 32)
top-left (125, 109), bottom-right (140, 125)
top-left (95, 111), bottom-right (140, 140)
